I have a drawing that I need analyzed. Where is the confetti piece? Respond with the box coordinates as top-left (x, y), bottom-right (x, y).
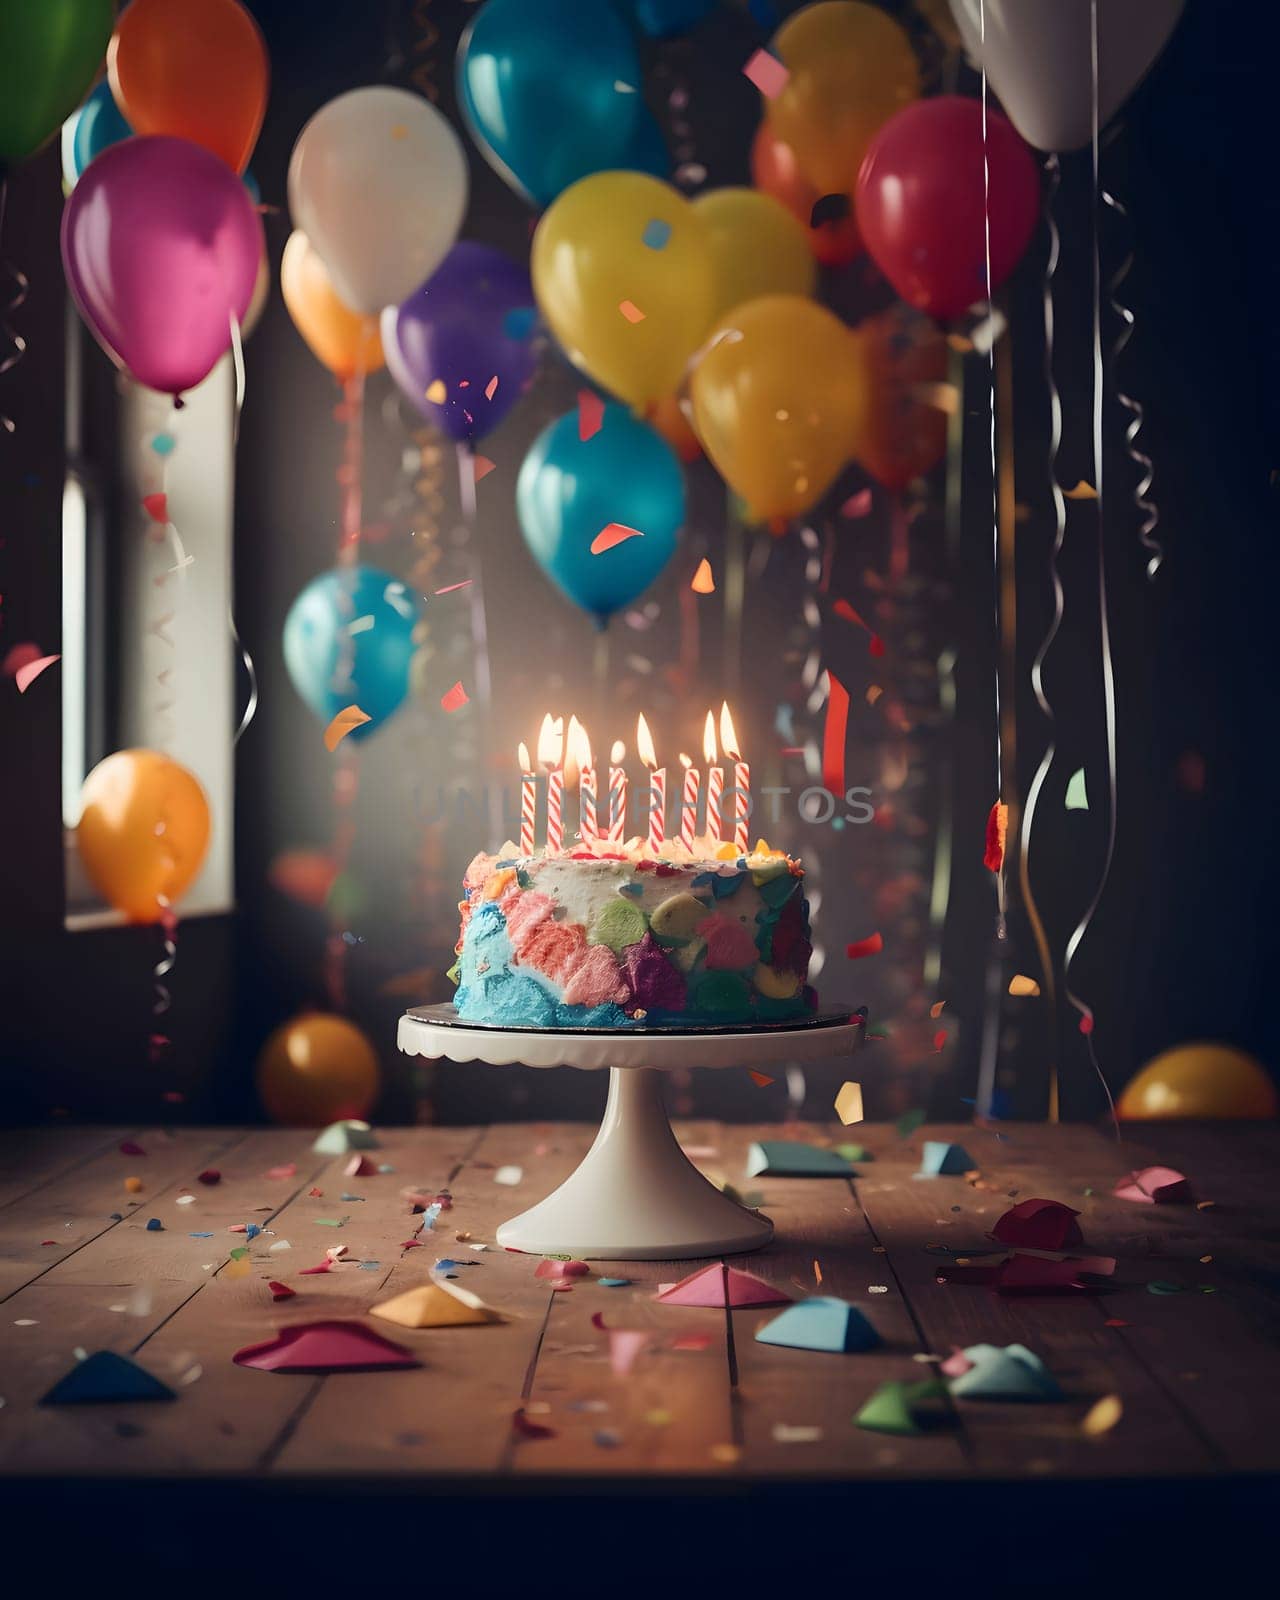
top-left (618, 299), bottom-right (646, 324)
top-left (425, 379), bottom-right (447, 404)
top-left (691, 557), bottom-right (715, 594)
top-left (472, 455), bottom-right (496, 484)
top-left (145, 1218), bottom-right (163, 1232)
top-left (433, 580), bottom-right (472, 594)
top-left (868, 634), bottom-right (886, 658)
top-left (916, 381), bottom-right (959, 415)
top-left (578, 388), bottom-right (605, 441)
top-left (823, 669), bottom-right (850, 795)
top-left (513, 1407), bottom-right (556, 1440)
top-left (1064, 480), bottom-right (1098, 500)
top-left (984, 801), bottom-right (1008, 873)
top-left (1008, 974), bottom-right (1041, 997)
top-left (930, 1001), bottom-right (946, 1019)
top-left (1078, 1014), bottom-right (1094, 1035)
top-left (142, 492), bottom-right (168, 523)
top-left (813, 1259), bottom-right (823, 1286)
top-left (269, 1282), bottom-right (295, 1301)
top-left (841, 488), bottom-right (873, 519)
top-left (494, 1165), bottom-right (523, 1186)
top-left (866, 685), bottom-right (883, 705)
top-left (743, 47), bottom-right (789, 98)
top-left (151, 432), bottom-right (176, 456)
top-left (440, 681), bottom-right (469, 713)
top-left (933, 1030), bottom-right (947, 1053)
top-left (834, 598), bottom-right (868, 629)
top-left (1065, 768), bottom-right (1089, 810)
top-left (846, 932), bottom-right (883, 960)
top-left (748, 1070), bottom-right (775, 1088)
top-left (591, 522), bottom-right (644, 555)
top-left (14, 653), bottom-right (59, 693)
top-left (324, 704), bottom-right (371, 751)
top-left (198, 1169), bottom-right (221, 1185)
top-left (484, 376), bottom-right (499, 402)
top-left (642, 218), bottom-right (672, 250)
top-left (834, 1081), bottom-right (864, 1124)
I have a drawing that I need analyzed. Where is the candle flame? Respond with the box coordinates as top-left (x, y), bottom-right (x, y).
top-left (609, 739), bottom-right (626, 766)
top-left (636, 713), bottom-right (657, 770)
top-left (564, 714), bottom-right (590, 786)
top-left (679, 752), bottom-right (692, 770)
top-left (536, 713), bottom-right (563, 770)
top-left (719, 702), bottom-right (741, 761)
top-left (517, 741), bottom-right (531, 773)
top-left (702, 710), bottom-right (718, 764)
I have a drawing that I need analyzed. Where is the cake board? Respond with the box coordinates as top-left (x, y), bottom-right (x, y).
top-left (397, 1003), bottom-right (865, 1260)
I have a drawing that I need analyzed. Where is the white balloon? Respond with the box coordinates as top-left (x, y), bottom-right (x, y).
top-left (288, 86), bottom-right (469, 314)
top-left (948, 0), bottom-right (1184, 153)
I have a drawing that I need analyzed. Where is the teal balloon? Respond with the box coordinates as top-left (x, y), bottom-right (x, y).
top-left (458, 0), bottom-right (644, 207)
top-left (61, 81), bottom-right (131, 188)
top-left (283, 565), bottom-right (421, 738)
top-left (620, 0), bottom-right (717, 38)
top-left (517, 403), bottom-right (684, 626)
top-left (624, 107), bottom-right (670, 180)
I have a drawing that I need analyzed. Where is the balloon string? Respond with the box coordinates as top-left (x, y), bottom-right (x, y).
top-left (149, 897), bottom-right (178, 1065)
top-left (1100, 179), bottom-right (1162, 579)
top-left (0, 177), bottom-right (28, 436)
top-left (339, 367), bottom-right (365, 559)
top-left (227, 313), bottom-right (259, 746)
top-left (1064, 0), bottom-right (1121, 1137)
top-left (456, 442), bottom-right (502, 848)
top-left (407, 0), bottom-right (441, 102)
top-left (1017, 153), bottom-right (1065, 1124)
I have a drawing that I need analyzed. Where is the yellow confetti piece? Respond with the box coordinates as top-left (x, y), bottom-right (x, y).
top-left (324, 704), bottom-right (372, 752)
top-left (748, 1070), bottom-right (775, 1088)
top-left (929, 1000), bottom-right (946, 1019)
top-left (618, 299), bottom-right (646, 324)
top-left (914, 381), bottom-right (959, 415)
top-left (710, 1443), bottom-right (742, 1464)
top-left (1064, 480), bottom-right (1098, 500)
top-left (834, 1081), bottom-right (864, 1125)
top-left (691, 557), bottom-right (715, 594)
top-left (425, 379), bottom-right (447, 404)
top-left (866, 685), bottom-right (883, 705)
top-left (1199, 1255), bottom-right (1213, 1264)
top-left (1195, 1200), bottom-right (1215, 1211)
top-left (1008, 974), bottom-right (1041, 997)
top-left (946, 332), bottom-right (974, 353)
top-left (1081, 1394), bottom-right (1123, 1437)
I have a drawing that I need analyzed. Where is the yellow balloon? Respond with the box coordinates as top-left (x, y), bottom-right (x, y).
top-left (1118, 1043), bottom-right (1277, 1121)
top-left (281, 229), bottom-right (384, 380)
top-left (256, 1012), bottom-right (381, 1126)
top-left (689, 295), bottom-right (866, 526)
top-left (692, 187), bottom-right (816, 322)
top-left (766, 2), bottom-right (921, 195)
top-left (76, 749), bottom-right (211, 924)
top-left (532, 170), bottom-right (715, 409)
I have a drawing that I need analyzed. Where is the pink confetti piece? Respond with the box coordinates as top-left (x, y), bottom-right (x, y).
top-left (485, 375), bottom-right (499, 401)
top-left (578, 388), bottom-right (605, 441)
top-left (743, 48), bottom-right (790, 100)
top-left (472, 455), bottom-right (496, 484)
top-left (14, 653), bottom-right (59, 694)
top-left (142, 492), bottom-right (168, 524)
top-left (590, 522), bottom-right (644, 555)
top-left (433, 581), bottom-right (473, 595)
top-left (441, 681), bottom-right (469, 713)
top-left (846, 932), bottom-right (884, 960)
top-left (841, 488), bottom-right (873, 519)
top-left (618, 299), bottom-right (646, 324)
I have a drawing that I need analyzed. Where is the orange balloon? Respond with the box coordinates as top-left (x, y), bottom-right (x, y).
top-left (647, 391), bottom-right (703, 464)
top-left (76, 749), bottom-right (211, 923)
top-left (852, 303), bottom-right (948, 490)
top-left (108, 0), bottom-right (268, 174)
top-left (280, 230), bottom-right (384, 380)
top-left (256, 1013), bottom-right (381, 1126)
top-left (750, 122), bottom-right (861, 270)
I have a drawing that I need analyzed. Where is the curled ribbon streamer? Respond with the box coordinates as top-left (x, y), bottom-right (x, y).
top-left (408, 0), bottom-right (441, 102)
top-left (1063, 1), bottom-right (1121, 1135)
top-left (1017, 153), bottom-right (1065, 1123)
top-left (0, 179), bottom-right (28, 436)
top-left (1100, 180), bottom-right (1161, 579)
top-left (228, 313), bottom-right (259, 744)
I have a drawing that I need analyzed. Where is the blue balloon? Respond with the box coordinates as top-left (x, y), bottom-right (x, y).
top-left (459, 0), bottom-right (645, 208)
top-left (283, 565), bottom-right (421, 738)
top-left (61, 81), bottom-right (132, 189)
top-left (517, 403), bottom-right (684, 626)
top-left (621, 0), bottom-right (717, 38)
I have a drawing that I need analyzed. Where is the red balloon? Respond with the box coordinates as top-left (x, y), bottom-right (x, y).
top-left (751, 122), bottom-right (861, 270)
top-left (855, 97), bottom-right (1040, 323)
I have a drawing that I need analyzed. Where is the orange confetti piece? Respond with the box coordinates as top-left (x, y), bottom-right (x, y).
top-left (866, 685), bottom-right (883, 705)
top-left (485, 376), bottom-right (499, 401)
top-left (813, 1259), bottom-right (823, 1287)
top-left (618, 299), bottom-right (646, 324)
top-left (425, 379), bottom-right (447, 404)
top-left (441, 681), bottom-right (469, 713)
top-left (323, 704), bottom-right (371, 751)
top-left (984, 801), bottom-right (1008, 873)
top-left (846, 932), bottom-right (884, 960)
top-left (930, 1001), bottom-right (946, 1019)
top-left (472, 455), bottom-right (496, 484)
top-left (14, 653), bottom-right (60, 693)
top-left (748, 1070), bottom-right (775, 1088)
top-left (590, 522), bottom-right (644, 555)
top-left (834, 597), bottom-right (868, 629)
top-left (691, 558), bottom-right (715, 594)
top-left (1008, 974), bottom-right (1041, 997)
top-left (1064, 480), bottom-right (1098, 500)
top-left (578, 388), bottom-right (605, 441)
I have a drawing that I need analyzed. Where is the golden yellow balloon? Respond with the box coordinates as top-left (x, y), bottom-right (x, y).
top-left (280, 229), bottom-right (384, 381)
top-left (532, 170), bottom-right (715, 409)
top-left (766, 1), bottom-right (921, 195)
top-left (689, 294), bottom-right (866, 526)
top-left (692, 187), bottom-right (816, 322)
top-left (256, 1012), bottom-right (382, 1127)
top-left (76, 749), bottom-right (211, 924)
top-left (1118, 1043), bottom-right (1277, 1121)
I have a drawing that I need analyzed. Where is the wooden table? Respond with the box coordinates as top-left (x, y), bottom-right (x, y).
top-left (1, 1119), bottom-right (1276, 1585)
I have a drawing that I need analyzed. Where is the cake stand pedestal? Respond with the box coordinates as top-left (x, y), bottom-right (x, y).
top-left (397, 1004), bottom-right (864, 1260)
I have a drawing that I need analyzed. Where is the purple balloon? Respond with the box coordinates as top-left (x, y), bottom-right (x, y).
top-left (380, 241), bottom-right (539, 442)
top-left (61, 135), bottom-right (264, 398)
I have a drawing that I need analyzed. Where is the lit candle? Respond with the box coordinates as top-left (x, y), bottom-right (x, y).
top-left (720, 701), bottom-right (750, 854)
top-left (608, 738), bottom-right (627, 844)
top-left (678, 753), bottom-right (700, 854)
top-left (703, 711), bottom-right (722, 844)
top-left (517, 740), bottom-right (536, 857)
top-left (538, 713), bottom-right (564, 853)
top-left (568, 716), bottom-right (597, 846)
top-left (637, 713), bottom-right (665, 857)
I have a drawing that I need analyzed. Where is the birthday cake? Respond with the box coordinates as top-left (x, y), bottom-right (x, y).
top-left (451, 842), bottom-right (816, 1030)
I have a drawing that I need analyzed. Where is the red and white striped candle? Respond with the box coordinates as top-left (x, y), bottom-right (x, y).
top-left (720, 702), bottom-right (751, 854)
top-left (517, 741), bottom-right (536, 856)
top-left (637, 713), bottom-right (665, 857)
top-left (607, 739), bottom-right (627, 843)
top-left (678, 755), bottom-right (700, 853)
top-left (703, 710), bottom-right (722, 844)
top-left (537, 713), bottom-right (564, 854)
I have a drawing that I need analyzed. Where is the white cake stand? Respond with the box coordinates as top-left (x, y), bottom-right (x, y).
top-left (397, 1003), bottom-right (865, 1260)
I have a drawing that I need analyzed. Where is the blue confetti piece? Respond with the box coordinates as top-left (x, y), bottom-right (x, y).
top-left (189, 1232), bottom-right (213, 1238)
top-left (503, 306), bottom-right (537, 341)
top-left (642, 217), bottom-right (672, 251)
top-left (618, 882), bottom-right (645, 898)
top-left (340, 1193), bottom-right (366, 1202)
top-left (377, 1163), bottom-right (395, 1174)
top-left (358, 1261), bottom-right (382, 1271)
top-left (597, 1277), bottom-right (632, 1287)
top-left (245, 1223), bottom-right (261, 1239)
top-left (145, 1218), bottom-right (163, 1232)
top-left (151, 431), bottom-right (177, 456)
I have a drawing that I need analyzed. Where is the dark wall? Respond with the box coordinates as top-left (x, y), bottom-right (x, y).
top-left (1, 0), bottom-right (1277, 1127)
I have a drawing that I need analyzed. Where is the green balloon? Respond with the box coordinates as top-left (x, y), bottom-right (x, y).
top-left (0, 1), bottom-right (115, 166)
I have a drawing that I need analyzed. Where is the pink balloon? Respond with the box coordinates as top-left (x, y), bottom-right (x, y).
top-left (61, 134), bottom-right (263, 397)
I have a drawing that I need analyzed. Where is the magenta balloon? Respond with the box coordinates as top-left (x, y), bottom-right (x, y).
top-left (61, 135), bottom-right (264, 397)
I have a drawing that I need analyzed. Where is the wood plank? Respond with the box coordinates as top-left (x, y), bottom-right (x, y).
top-left (853, 1122), bottom-right (1222, 1477)
top-left (270, 1122), bottom-right (596, 1475)
top-left (0, 1127), bottom-right (126, 1210)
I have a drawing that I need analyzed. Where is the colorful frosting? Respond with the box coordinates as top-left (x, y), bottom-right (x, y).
top-left (452, 840), bottom-right (817, 1029)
